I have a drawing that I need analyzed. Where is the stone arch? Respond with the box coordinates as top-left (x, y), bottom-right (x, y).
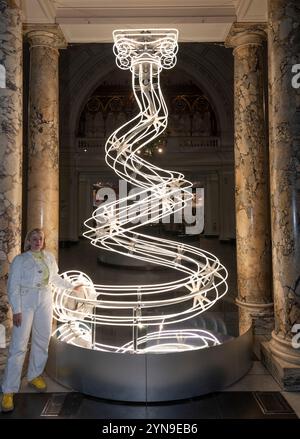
top-left (59, 44), bottom-right (234, 241)
top-left (60, 44), bottom-right (233, 152)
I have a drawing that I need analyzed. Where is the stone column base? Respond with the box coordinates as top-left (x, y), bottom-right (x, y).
top-left (236, 299), bottom-right (274, 336)
top-left (261, 332), bottom-right (300, 391)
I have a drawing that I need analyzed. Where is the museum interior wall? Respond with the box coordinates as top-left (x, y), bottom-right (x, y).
top-left (57, 43), bottom-right (235, 243)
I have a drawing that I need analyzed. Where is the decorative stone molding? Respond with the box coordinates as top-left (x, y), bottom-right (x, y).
top-left (24, 24), bottom-right (67, 50)
top-left (268, 331), bottom-right (300, 366)
top-left (225, 22), bottom-right (267, 50)
top-left (261, 331), bottom-right (300, 391)
top-left (236, 299), bottom-right (274, 336)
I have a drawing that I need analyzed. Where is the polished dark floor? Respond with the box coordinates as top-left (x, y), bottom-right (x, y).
top-left (0, 391), bottom-right (297, 419)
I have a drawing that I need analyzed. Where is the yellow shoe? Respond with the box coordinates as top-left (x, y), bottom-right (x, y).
top-left (1, 393), bottom-right (14, 412)
top-left (29, 376), bottom-right (47, 392)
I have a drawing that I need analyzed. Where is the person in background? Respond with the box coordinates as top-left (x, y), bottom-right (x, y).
top-left (1, 228), bottom-right (82, 412)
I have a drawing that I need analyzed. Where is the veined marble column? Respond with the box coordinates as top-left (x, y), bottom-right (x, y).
top-left (261, 0), bottom-right (300, 390)
top-left (0, 0), bottom-right (23, 374)
top-left (226, 24), bottom-right (273, 335)
top-left (25, 26), bottom-right (66, 258)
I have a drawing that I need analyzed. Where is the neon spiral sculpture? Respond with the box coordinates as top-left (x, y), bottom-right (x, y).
top-left (53, 29), bottom-right (228, 353)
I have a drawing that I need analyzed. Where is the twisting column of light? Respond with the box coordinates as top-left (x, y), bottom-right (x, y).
top-left (53, 29), bottom-right (228, 353)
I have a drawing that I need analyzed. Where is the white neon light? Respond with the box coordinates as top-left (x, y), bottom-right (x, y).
top-left (53, 323), bottom-right (220, 353)
top-left (53, 29), bottom-right (228, 353)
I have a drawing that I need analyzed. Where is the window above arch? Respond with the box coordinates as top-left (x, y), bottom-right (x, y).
top-left (77, 73), bottom-right (218, 140)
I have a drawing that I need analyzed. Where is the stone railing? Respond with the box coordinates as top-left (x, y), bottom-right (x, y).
top-left (77, 136), bottom-right (221, 152)
top-left (177, 137), bottom-right (220, 151)
top-left (77, 138), bottom-right (105, 150)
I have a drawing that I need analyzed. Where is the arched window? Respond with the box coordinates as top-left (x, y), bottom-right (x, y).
top-left (77, 79), bottom-right (218, 141)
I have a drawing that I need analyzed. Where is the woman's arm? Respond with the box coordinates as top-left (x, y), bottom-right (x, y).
top-left (47, 252), bottom-right (75, 290)
top-left (7, 255), bottom-right (22, 314)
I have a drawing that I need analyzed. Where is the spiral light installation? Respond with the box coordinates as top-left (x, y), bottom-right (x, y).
top-left (53, 29), bottom-right (228, 353)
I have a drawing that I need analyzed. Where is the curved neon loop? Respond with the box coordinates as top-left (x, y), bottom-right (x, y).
top-left (53, 29), bottom-right (228, 353)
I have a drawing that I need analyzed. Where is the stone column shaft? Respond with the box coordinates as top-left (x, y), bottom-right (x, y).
top-left (26, 26), bottom-right (66, 258)
top-left (261, 0), bottom-right (300, 390)
top-left (226, 24), bottom-right (273, 335)
top-left (0, 0), bottom-right (23, 374)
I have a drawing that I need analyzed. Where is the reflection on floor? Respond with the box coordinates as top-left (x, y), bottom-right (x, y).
top-left (1, 356), bottom-right (296, 418)
top-left (0, 390), bottom-right (297, 419)
top-left (1, 236), bottom-right (300, 419)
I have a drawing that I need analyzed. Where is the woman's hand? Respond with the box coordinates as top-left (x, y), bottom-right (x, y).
top-left (73, 284), bottom-right (84, 292)
top-left (13, 313), bottom-right (22, 327)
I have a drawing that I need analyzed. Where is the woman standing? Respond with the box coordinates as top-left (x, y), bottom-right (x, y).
top-left (1, 228), bottom-right (81, 412)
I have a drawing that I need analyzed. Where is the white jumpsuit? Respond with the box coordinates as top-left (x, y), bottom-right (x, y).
top-left (2, 250), bottom-right (72, 393)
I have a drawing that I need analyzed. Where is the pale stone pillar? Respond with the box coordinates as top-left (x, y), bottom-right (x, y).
top-left (0, 0), bottom-right (23, 374)
top-left (226, 24), bottom-right (273, 335)
top-left (25, 26), bottom-right (66, 258)
top-left (219, 169), bottom-right (235, 241)
top-left (261, 0), bottom-right (300, 390)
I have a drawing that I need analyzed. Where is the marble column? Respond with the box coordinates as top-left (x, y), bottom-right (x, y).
top-left (261, 0), bottom-right (300, 390)
top-left (219, 169), bottom-right (235, 241)
top-left (25, 26), bottom-right (66, 258)
top-left (0, 0), bottom-right (23, 374)
top-left (226, 24), bottom-right (273, 335)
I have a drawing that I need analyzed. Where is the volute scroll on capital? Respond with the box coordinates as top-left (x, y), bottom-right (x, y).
top-left (225, 23), bottom-right (267, 50)
top-left (23, 24), bottom-right (67, 50)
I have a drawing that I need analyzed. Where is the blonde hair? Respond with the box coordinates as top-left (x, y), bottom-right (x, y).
top-left (24, 228), bottom-right (46, 251)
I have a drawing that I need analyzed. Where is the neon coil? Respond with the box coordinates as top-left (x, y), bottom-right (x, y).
top-left (53, 29), bottom-right (228, 353)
